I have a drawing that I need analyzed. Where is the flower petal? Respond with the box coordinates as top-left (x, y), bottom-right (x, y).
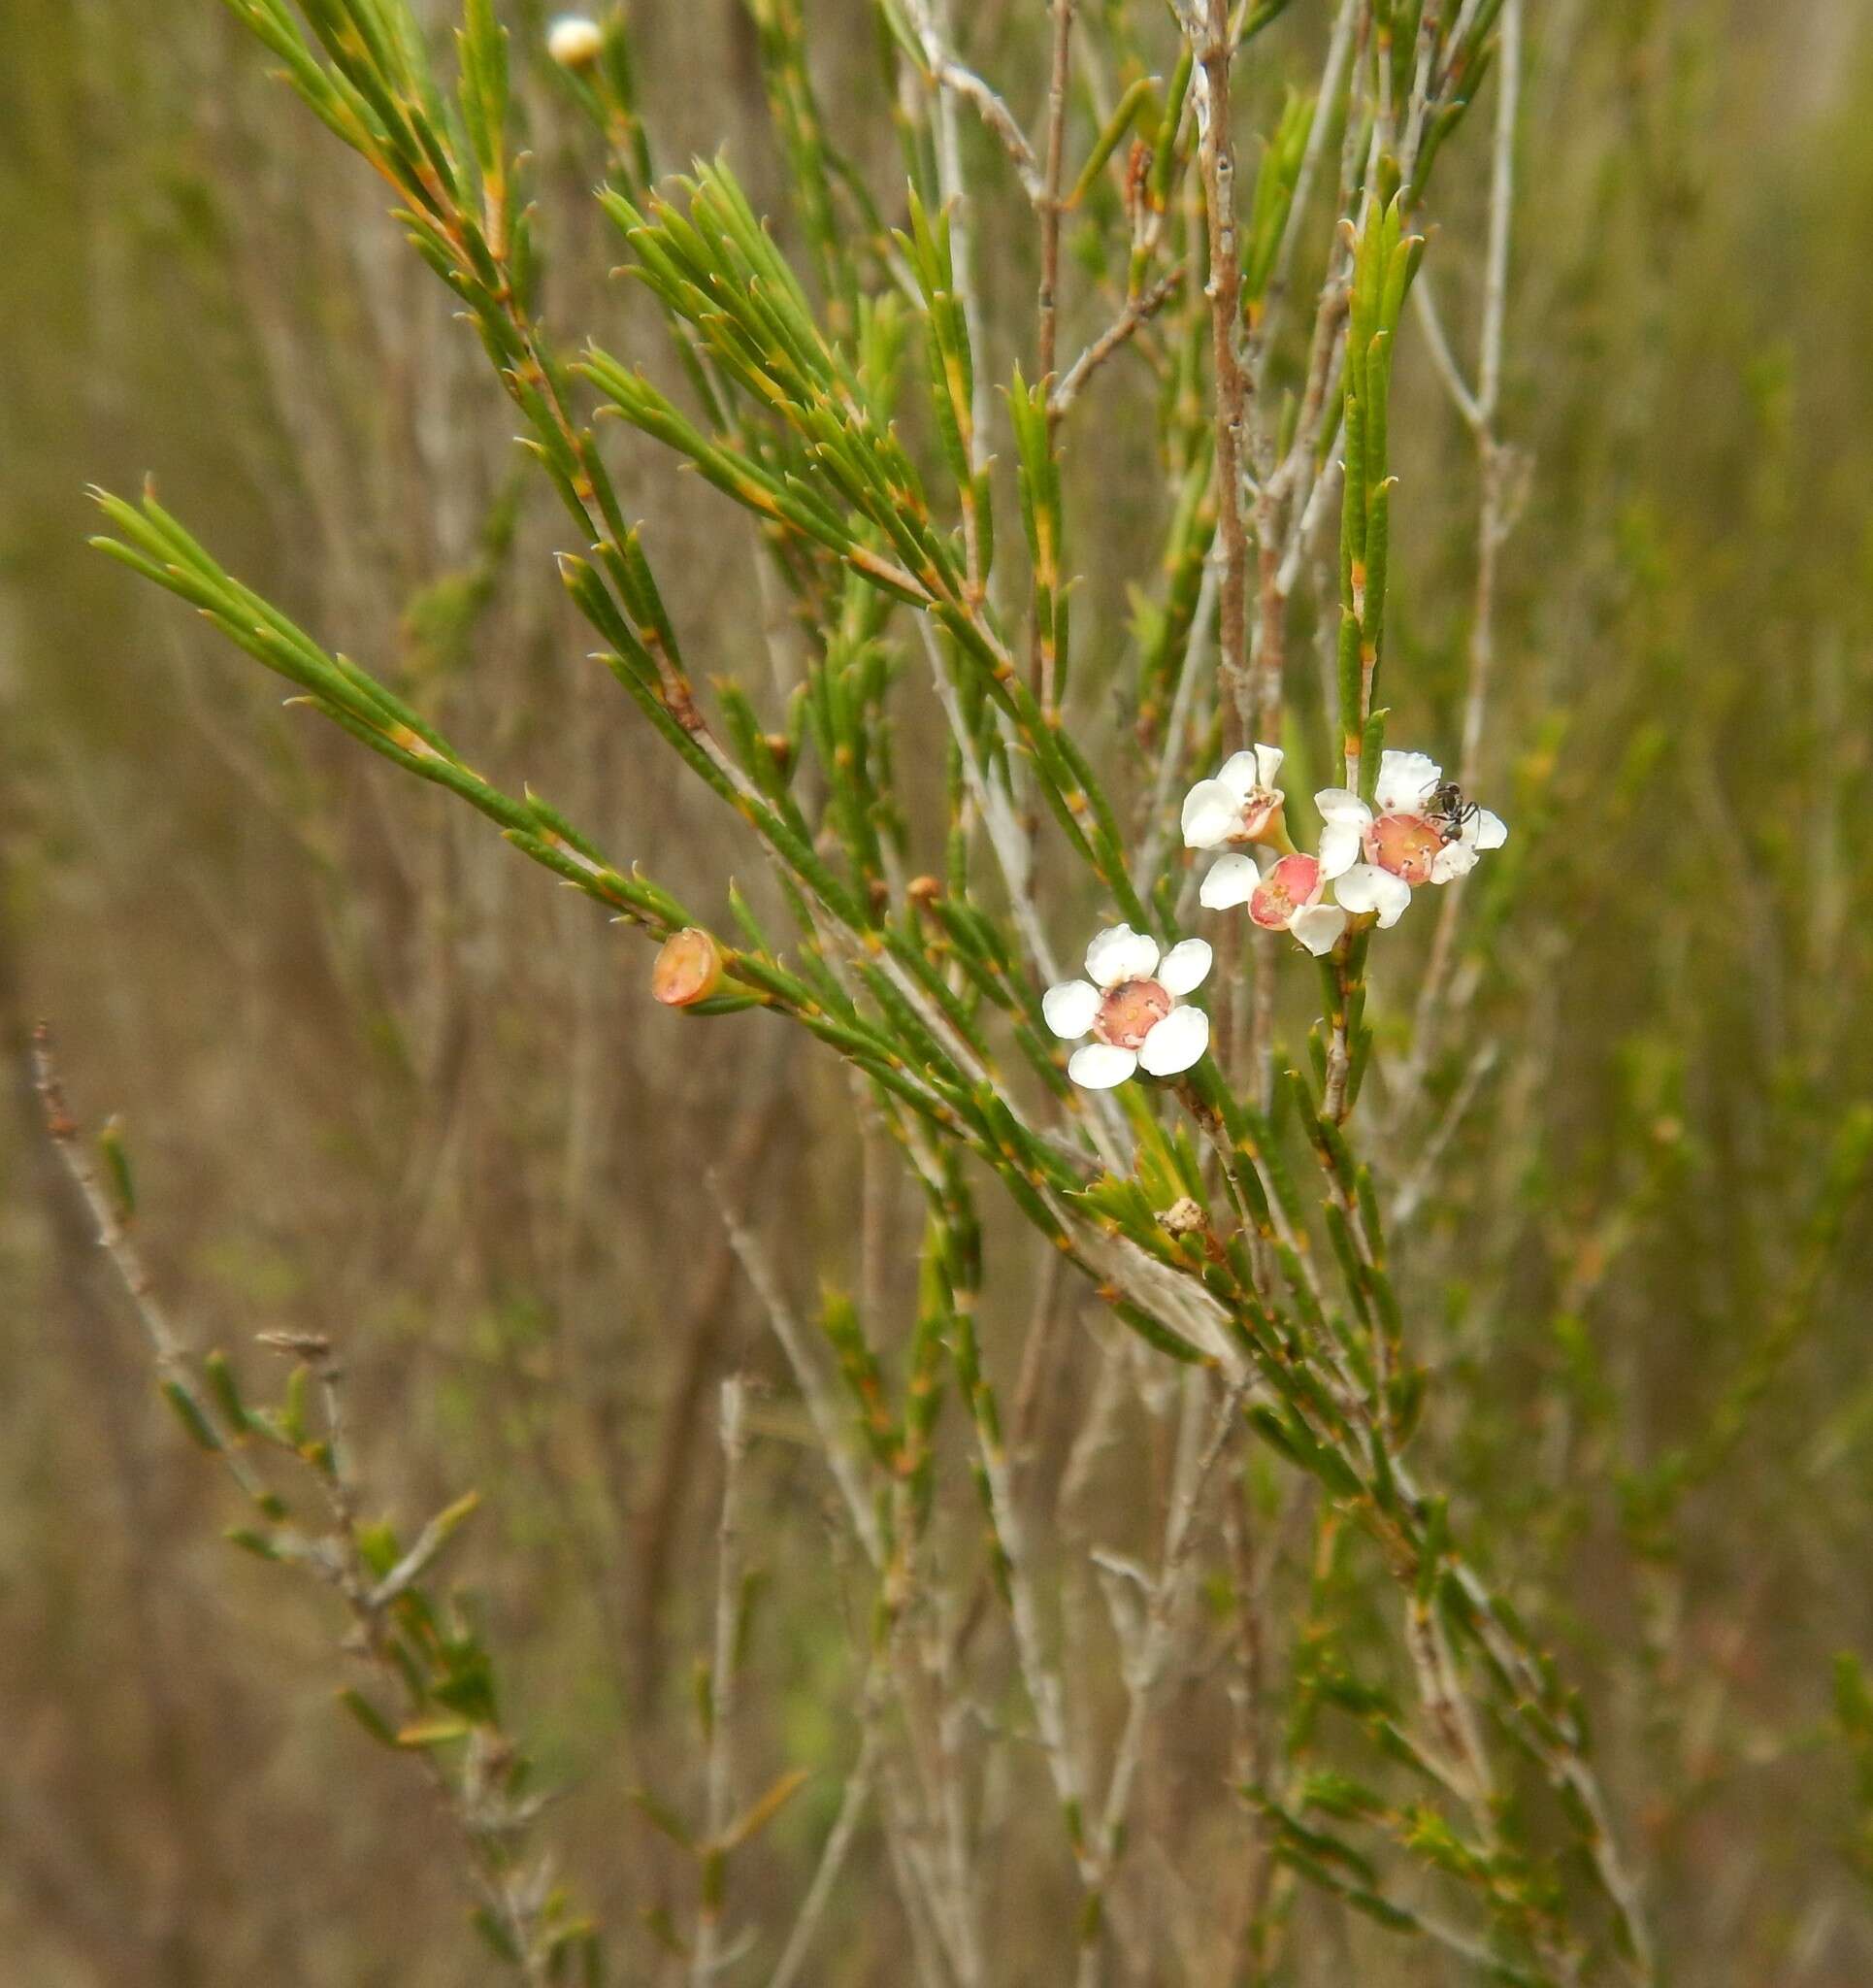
top-left (1429, 837), bottom-right (1479, 885)
top-left (1199, 852), bottom-right (1261, 911)
top-left (1253, 742), bottom-right (1286, 789)
top-left (1085, 924), bottom-right (1160, 987)
top-left (1314, 785), bottom-right (1372, 826)
top-left (1157, 937), bottom-right (1213, 996)
top-left (1180, 779), bottom-right (1240, 849)
top-left (1374, 749), bottom-right (1440, 815)
top-left (1289, 905), bottom-right (1347, 956)
top-left (1317, 819), bottom-right (1364, 880)
top-left (1137, 1004), bottom-right (1209, 1076)
top-left (1331, 863), bottom-right (1383, 912)
top-left (1041, 978), bottom-right (1101, 1040)
top-left (1333, 863), bottom-right (1395, 919)
top-left (1068, 1042), bottom-right (1138, 1089)
top-left (1335, 862), bottom-right (1413, 927)
top-left (1212, 750), bottom-right (1263, 803)
top-left (1429, 806), bottom-right (1508, 883)
top-left (1371, 877), bottom-right (1413, 926)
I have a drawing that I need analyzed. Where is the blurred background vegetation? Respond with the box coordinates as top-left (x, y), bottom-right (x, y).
top-left (4, 0), bottom-right (1873, 1980)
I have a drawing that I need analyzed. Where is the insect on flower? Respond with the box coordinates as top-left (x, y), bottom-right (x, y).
top-left (1315, 750), bottom-right (1507, 927)
top-left (1424, 781), bottom-right (1482, 842)
top-left (1043, 925), bottom-right (1213, 1089)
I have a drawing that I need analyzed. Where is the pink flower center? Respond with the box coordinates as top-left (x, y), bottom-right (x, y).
top-left (1250, 853), bottom-right (1321, 931)
top-left (1365, 813), bottom-right (1442, 886)
top-left (1094, 977), bottom-right (1172, 1050)
top-left (1231, 788), bottom-right (1284, 844)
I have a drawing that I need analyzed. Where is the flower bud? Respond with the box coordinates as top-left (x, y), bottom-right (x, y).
top-left (547, 15), bottom-right (606, 68)
top-left (652, 927), bottom-right (726, 1009)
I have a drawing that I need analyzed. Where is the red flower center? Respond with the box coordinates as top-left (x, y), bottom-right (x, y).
top-left (1365, 813), bottom-right (1442, 886)
top-left (1250, 853), bottom-right (1321, 930)
top-left (1094, 977), bottom-right (1172, 1050)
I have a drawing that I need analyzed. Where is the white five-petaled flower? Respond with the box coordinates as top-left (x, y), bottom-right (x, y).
top-left (547, 14), bottom-right (606, 66)
top-left (1315, 749), bottom-right (1507, 928)
top-left (1044, 925), bottom-right (1213, 1090)
top-left (1198, 850), bottom-right (1346, 956)
top-left (1181, 744), bottom-right (1288, 851)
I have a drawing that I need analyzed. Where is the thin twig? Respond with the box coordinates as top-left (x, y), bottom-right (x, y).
top-left (767, 1723), bottom-right (879, 1988)
top-left (710, 1183), bottom-right (886, 1568)
top-left (32, 1026), bottom-right (558, 1978)
top-left (1398, 0), bottom-right (1526, 1118)
top-left (1134, 548), bottom-right (1220, 897)
top-left (1048, 270), bottom-right (1184, 418)
top-left (1411, 275), bottom-right (1483, 433)
top-left (1389, 1039), bottom-right (1499, 1227)
top-left (1183, 0), bottom-right (1253, 755)
top-left (1079, 1374), bottom-right (1253, 1973)
top-left (694, 1375), bottom-right (750, 1984)
top-left (916, 0), bottom-right (1001, 450)
top-left (1252, 0), bottom-right (1362, 403)
top-left (1465, 0), bottom-right (1524, 783)
top-left (1274, 411), bottom-right (1342, 597)
top-left (1035, 0), bottom-right (1076, 391)
top-left (902, 0), bottom-right (1045, 204)
top-left (633, 1050), bottom-right (790, 1698)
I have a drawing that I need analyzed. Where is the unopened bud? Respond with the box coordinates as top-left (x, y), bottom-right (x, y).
top-left (547, 15), bottom-right (606, 68)
top-left (906, 875), bottom-right (943, 909)
top-left (652, 927), bottom-right (726, 1009)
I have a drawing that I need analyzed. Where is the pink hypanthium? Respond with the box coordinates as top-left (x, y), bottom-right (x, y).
top-left (1043, 925), bottom-right (1214, 1089)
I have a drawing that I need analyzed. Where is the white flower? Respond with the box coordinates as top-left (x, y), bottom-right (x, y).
top-left (1181, 744), bottom-right (1287, 850)
top-left (1043, 925), bottom-right (1213, 1089)
top-left (1199, 850), bottom-right (1345, 956)
top-left (1314, 749), bottom-right (1507, 926)
top-left (547, 14), bottom-right (606, 66)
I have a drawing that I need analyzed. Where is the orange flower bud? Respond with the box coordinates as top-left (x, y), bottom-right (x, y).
top-left (652, 928), bottom-right (726, 1008)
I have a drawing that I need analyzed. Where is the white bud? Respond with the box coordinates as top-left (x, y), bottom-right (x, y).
top-left (547, 15), bottom-right (606, 68)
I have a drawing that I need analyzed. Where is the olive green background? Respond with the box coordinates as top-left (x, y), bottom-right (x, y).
top-left (4, 1), bottom-right (1873, 1980)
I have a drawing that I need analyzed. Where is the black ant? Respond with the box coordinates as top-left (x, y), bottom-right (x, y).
top-left (1424, 781), bottom-right (1481, 844)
